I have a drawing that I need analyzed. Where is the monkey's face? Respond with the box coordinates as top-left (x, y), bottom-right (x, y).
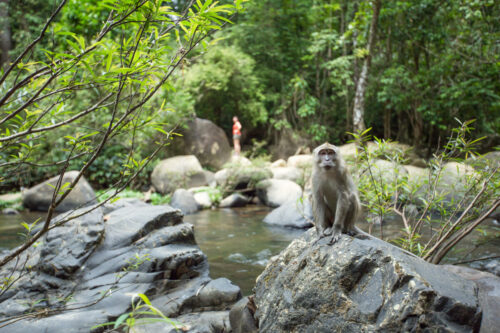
top-left (314, 144), bottom-right (338, 170)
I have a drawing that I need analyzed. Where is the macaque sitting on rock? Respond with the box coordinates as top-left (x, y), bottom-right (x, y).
top-left (311, 142), bottom-right (362, 244)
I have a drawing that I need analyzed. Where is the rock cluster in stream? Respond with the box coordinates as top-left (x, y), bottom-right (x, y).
top-left (0, 202), bottom-right (241, 332)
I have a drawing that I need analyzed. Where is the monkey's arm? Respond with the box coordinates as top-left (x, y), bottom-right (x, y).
top-left (312, 191), bottom-right (330, 237)
top-left (330, 195), bottom-right (349, 244)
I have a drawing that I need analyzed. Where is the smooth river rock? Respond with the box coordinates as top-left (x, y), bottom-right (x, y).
top-left (0, 203), bottom-right (242, 332)
top-left (263, 197), bottom-right (314, 229)
top-left (256, 179), bottom-right (302, 208)
top-left (22, 171), bottom-right (97, 212)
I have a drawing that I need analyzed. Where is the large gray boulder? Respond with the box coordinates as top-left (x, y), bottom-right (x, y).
top-left (251, 229), bottom-right (482, 332)
top-left (22, 171), bottom-right (97, 212)
top-left (0, 204), bottom-right (242, 332)
top-left (263, 198), bottom-right (314, 229)
top-left (175, 117), bottom-right (232, 169)
top-left (256, 179), bottom-right (302, 208)
top-left (151, 155), bottom-right (208, 194)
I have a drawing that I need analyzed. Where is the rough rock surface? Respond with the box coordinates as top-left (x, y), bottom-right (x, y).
top-left (253, 229), bottom-right (482, 332)
top-left (22, 171), bottom-right (97, 212)
top-left (151, 155), bottom-right (207, 194)
top-left (443, 265), bottom-right (500, 333)
top-left (0, 204), bottom-right (241, 332)
top-left (263, 198), bottom-right (314, 229)
top-left (170, 189), bottom-right (200, 215)
top-left (256, 179), bottom-right (302, 208)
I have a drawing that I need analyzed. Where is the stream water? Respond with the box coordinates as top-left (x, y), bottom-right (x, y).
top-left (1, 206), bottom-right (498, 295)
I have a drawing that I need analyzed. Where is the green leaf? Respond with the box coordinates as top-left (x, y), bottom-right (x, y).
top-left (113, 313), bottom-right (130, 329)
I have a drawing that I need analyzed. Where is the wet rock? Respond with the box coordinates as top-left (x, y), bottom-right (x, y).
top-left (263, 198), bottom-right (313, 229)
top-left (253, 229), bottom-right (482, 332)
top-left (151, 155), bottom-right (208, 194)
top-left (0, 203), bottom-right (242, 332)
top-left (256, 179), bottom-right (302, 208)
top-left (170, 189), bottom-right (199, 215)
top-left (219, 193), bottom-right (249, 208)
top-left (22, 171), bottom-right (97, 212)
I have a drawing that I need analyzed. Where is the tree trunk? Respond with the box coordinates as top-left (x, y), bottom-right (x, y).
top-left (0, 0), bottom-right (10, 68)
top-left (341, 1), bottom-right (351, 133)
top-left (352, 0), bottom-right (381, 133)
top-left (384, 106), bottom-right (391, 139)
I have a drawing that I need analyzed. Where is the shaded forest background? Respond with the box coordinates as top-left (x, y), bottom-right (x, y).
top-left (0, 0), bottom-right (498, 190)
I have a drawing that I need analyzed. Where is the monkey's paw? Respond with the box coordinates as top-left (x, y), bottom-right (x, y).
top-left (328, 233), bottom-right (341, 245)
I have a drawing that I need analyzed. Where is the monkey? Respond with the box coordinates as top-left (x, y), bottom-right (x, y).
top-left (311, 142), bottom-right (362, 244)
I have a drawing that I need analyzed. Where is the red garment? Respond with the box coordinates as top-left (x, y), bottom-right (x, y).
top-left (233, 121), bottom-right (242, 136)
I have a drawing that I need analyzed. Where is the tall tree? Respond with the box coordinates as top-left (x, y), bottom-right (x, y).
top-left (0, 0), bottom-right (10, 67)
top-left (352, 0), bottom-right (381, 133)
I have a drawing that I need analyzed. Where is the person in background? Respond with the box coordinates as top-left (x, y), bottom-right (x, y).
top-left (232, 116), bottom-right (242, 156)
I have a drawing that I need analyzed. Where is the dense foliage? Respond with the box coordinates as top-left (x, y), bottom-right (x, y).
top-left (199, 0), bottom-right (499, 147)
top-left (1, 0), bottom-right (498, 191)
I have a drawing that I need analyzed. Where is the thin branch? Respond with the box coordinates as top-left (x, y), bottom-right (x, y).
top-left (0, 0), bottom-right (67, 87)
top-left (0, 93), bottom-right (114, 143)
